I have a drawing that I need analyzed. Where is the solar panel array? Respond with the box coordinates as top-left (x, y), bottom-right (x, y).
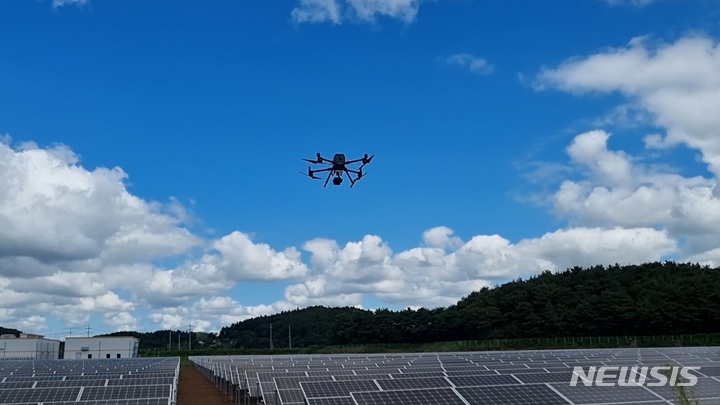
top-left (191, 346), bottom-right (720, 404)
top-left (0, 357), bottom-right (180, 405)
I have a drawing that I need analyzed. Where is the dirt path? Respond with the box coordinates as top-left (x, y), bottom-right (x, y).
top-left (177, 364), bottom-right (235, 405)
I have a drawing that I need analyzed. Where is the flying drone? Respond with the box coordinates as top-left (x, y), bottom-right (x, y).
top-left (300, 152), bottom-right (374, 188)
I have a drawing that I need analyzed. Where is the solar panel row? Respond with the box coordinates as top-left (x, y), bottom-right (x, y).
top-left (0, 358), bottom-right (179, 405)
top-left (191, 346), bottom-right (720, 405)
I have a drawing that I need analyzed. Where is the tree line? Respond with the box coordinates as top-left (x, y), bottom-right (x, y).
top-left (218, 261), bottom-right (720, 348)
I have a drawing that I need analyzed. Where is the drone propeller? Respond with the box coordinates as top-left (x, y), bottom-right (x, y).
top-left (302, 152), bottom-right (324, 165)
top-left (358, 154), bottom-right (374, 170)
top-left (299, 167), bottom-right (321, 179)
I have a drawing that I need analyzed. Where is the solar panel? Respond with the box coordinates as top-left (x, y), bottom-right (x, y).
top-left (643, 376), bottom-right (720, 401)
top-left (391, 371), bottom-right (447, 378)
top-left (0, 381), bottom-right (36, 389)
top-left (548, 382), bottom-right (664, 404)
top-left (40, 399), bottom-right (171, 405)
top-left (454, 384), bottom-right (568, 404)
top-left (191, 347), bottom-right (720, 405)
top-left (277, 388), bottom-right (305, 404)
top-left (448, 374), bottom-right (521, 387)
top-left (106, 377), bottom-right (175, 385)
top-left (352, 387), bottom-right (467, 405)
top-left (306, 397), bottom-right (357, 405)
top-left (0, 387), bottom-right (81, 403)
top-left (35, 378), bottom-right (108, 387)
top-left (300, 379), bottom-right (380, 399)
top-left (273, 375), bottom-right (333, 390)
top-left (697, 366), bottom-right (720, 376)
top-left (80, 384), bottom-right (172, 400)
top-left (0, 358), bottom-right (179, 405)
top-left (513, 372), bottom-right (578, 384)
top-left (376, 376), bottom-right (452, 390)
top-left (444, 369), bottom-right (499, 376)
top-left (332, 373), bottom-right (391, 381)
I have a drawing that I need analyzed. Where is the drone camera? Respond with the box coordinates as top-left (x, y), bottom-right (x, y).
top-left (332, 177), bottom-right (343, 185)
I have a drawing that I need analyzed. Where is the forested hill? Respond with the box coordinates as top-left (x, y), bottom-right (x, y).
top-left (219, 262), bottom-right (720, 348)
top-left (0, 326), bottom-right (22, 336)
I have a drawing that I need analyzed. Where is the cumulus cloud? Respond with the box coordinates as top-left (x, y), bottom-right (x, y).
top-left (291, 0), bottom-right (420, 24)
top-left (0, 138), bottom-right (306, 333)
top-left (149, 297), bottom-right (294, 331)
top-left (279, 225), bottom-right (676, 310)
top-left (554, 130), bottom-right (718, 230)
top-left (209, 232), bottom-right (308, 281)
top-left (0, 141), bottom-right (202, 265)
top-left (535, 34), bottom-right (720, 259)
top-left (535, 35), bottom-right (720, 181)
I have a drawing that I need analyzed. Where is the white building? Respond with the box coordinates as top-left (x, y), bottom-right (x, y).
top-left (0, 333), bottom-right (61, 359)
top-left (64, 336), bottom-right (139, 360)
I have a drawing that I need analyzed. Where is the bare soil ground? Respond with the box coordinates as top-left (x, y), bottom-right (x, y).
top-left (177, 364), bottom-right (235, 405)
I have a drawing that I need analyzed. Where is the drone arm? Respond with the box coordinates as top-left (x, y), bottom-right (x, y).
top-left (322, 170), bottom-right (333, 187)
top-left (346, 154), bottom-right (374, 165)
top-left (344, 168), bottom-right (362, 188)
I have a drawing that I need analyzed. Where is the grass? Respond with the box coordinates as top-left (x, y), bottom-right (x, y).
top-left (660, 363), bottom-right (701, 405)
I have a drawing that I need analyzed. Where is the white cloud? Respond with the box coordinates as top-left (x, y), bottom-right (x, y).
top-left (422, 226), bottom-right (463, 250)
top-left (553, 130), bottom-right (719, 241)
top-left (347, 0), bottom-right (419, 23)
top-left (535, 35), bottom-right (720, 181)
top-left (534, 34), bottom-right (720, 260)
top-left (104, 312), bottom-right (137, 332)
top-left (280, 225), bottom-right (676, 310)
top-left (291, 0), bottom-right (420, 24)
top-left (209, 232), bottom-right (308, 281)
top-left (0, 139), bottom-right (307, 333)
top-left (444, 53), bottom-right (495, 75)
top-left (517, 227), bottom-right (676, 271)
top-left (148, 313), bottom-right (185, 331)
top-left (0, 141), bottom-right (202, 265)
top-left (291, 0), bottom-right (342, 24)
top-left (148, 297), bottom-right (295, 332)
top-left (78, 292), bottom-right (134, 312)
top-left (52, 0), bottom-right (88, 8)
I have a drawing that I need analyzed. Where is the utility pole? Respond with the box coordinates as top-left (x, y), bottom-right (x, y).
top-left (168, 330), bottom-right (171, 351)
top-left (269, 324), bottom-right (273, 350)
top-left (187, 323), bottom-right (193, 350)
top-left (86, 325), bottom-right (91, 337)
top-left (289, 324), bottom-right (292, 349)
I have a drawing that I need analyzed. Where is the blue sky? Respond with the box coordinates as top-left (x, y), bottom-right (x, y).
top-left (2, 0), bottom-right (720, 337)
